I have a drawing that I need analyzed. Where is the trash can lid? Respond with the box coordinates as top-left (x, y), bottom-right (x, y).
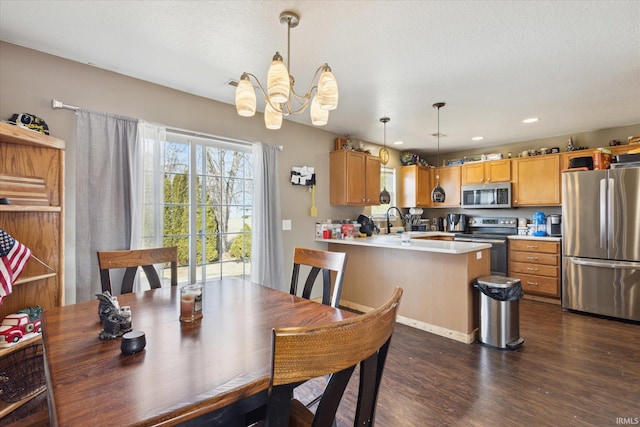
top-left (477, 275), bottom-right (521, 288)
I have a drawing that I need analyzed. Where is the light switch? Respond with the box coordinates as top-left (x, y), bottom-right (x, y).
top-left (476, 251), bottom-right (482, 259)
top-left (282, 219), bottom-right (292, 230)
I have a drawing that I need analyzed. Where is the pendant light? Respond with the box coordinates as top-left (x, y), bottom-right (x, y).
top-left (379, 117), bottom-right (391, 204)
top-left (431, 102), bottom-right (446, 203)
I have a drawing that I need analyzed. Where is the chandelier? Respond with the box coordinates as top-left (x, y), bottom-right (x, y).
top-left (234, 11), bottom-right (339, 130)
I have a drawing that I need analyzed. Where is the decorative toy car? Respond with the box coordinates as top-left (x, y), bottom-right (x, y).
top-left (0, 313), bottom-right (42, 344)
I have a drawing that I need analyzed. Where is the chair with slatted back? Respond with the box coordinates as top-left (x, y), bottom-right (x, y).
top-left (290, 247), bottom-right (348, 308)
top-left (97, 246), bottom-right (178, 294)
top-left (259, 286), bottom-right (403, 427)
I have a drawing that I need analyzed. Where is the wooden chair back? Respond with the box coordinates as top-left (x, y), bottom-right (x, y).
top-left (265, 286), bottom-right (403, 427)
top-left (290, 247), bottom-right (348, 308)
top-left (97, 246), bottom-right (178, 294)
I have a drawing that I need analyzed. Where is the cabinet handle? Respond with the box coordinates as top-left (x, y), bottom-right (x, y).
top-left (526, 281), bottom-right (539, 286)
top-left (526, 256), bottom-right (539, 260)
top-left (527, 267), bottom-right (538, 271)
top-left (526, 245), bottom-right (538, 249)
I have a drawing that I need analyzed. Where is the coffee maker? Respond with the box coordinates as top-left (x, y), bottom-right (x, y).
top-left (546, 214), bottom-right (562, 236)
top-left (446, 214), bottom-right (467, 232)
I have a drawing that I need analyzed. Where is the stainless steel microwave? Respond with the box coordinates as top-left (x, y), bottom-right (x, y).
top-left (461, 182), bottom-right (512, 208)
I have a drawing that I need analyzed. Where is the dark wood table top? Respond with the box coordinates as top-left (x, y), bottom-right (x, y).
top-left (42, 277), bottom-right (354, 426)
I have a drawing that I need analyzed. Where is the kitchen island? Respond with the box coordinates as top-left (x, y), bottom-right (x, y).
top-left (319, 234), bottom-right (491, 343)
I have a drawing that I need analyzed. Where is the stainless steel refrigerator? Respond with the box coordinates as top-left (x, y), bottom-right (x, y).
top-left (562, 167), bottom-right (640, 321)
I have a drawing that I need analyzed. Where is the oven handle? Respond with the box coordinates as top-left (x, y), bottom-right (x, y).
top-left (454, 237), bottom-right (506, 244)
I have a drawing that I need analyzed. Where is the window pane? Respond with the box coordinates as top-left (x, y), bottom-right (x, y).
top-left (371, 167), bottom-right (396, 216)
top-left (155, 132), bottom-right (252, 284)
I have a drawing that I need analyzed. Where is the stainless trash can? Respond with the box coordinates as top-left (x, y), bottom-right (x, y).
top-left (475, 276), bottom-right (525, 349)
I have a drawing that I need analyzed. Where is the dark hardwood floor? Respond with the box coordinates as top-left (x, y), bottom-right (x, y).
top-left (296, 299), bottom-right (640, 426)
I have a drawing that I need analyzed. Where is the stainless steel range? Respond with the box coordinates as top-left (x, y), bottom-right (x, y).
top-left (454, 217), bottom-right (518, 276)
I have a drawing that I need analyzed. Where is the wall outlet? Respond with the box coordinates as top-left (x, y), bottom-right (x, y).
top-left (282, 219), bottom-right (292, 231)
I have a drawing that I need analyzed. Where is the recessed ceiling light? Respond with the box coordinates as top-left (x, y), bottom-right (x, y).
top-left (393, 141), bottom-right (403, 145)
top-left (522, 117), bottom-right (539, 124)
top-left (472, 136), bottom-right (484, 141)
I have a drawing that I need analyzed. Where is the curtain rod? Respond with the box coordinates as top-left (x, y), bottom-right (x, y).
top-left (51, 98), bottom-right (79, 111)
top-left (51, 98), bottom-right (283, 151)
top-left (167, 126), bottom-right (283, 151)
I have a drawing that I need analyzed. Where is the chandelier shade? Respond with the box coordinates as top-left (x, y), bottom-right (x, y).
top-left (234, 11), bottom-right (338, 130)
top-left (264, 103), bottom-right (283, 130)
top-left (235, 74), bottom-right (257, 117)
top-left (310, 96), bottom-right (328, 126)
top-left (266, 52), bottom-right (289, 104)
top-left (317, 67), bottom-right (339, 110)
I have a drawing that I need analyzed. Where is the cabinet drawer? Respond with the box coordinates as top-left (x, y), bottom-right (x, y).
top-left (509, 261), bottom-right (559, 278)
top-left (509, 251), bottom-right (558, 266)
top-left (510, 272), bottom-right (559, 297)
top-left (510, 240), bottom-right (559, 254)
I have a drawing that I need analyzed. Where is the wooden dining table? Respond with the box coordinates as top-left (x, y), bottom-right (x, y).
top-left (41, 277), bottom-right (354, 426)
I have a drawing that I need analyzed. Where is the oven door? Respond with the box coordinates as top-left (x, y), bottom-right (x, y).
top-left (455, 236), bottom-right (508, 276)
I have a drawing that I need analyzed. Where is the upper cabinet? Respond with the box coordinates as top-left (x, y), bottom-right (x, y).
top-left (0, 121), bottom-right (65, 320)
top-left (461, 159), bottom-right (511, 185)
top-left (330, 150), bottom-right (381, 206)
top-left (512, 155), bottom-right (561, 206)
top-left (431, 165), bottom-right (461, 208)
top-left (400, 165), bottom-right (461, 208)
top-left (560, 145), bottom-right (633, 171)
top-left (400, 165), bottom-right (432, 208)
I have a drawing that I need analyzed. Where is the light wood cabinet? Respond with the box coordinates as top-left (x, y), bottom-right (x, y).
top-left (560, 145), bottom-right (634, 171)
top-left (330, 150), bottom-right (381, 206)
top-left (511, 155), bottom-right (561, 206)
top-left (400, 165), bottom-right (432, 208)
top-left (461, 159), bottom-right (511, 185)
top-left (0, 121), bottom-right (65, 419)
top-left (508, 239), bottom-right (560, 299)
top-left (431, 165), bottom-right (461, 208)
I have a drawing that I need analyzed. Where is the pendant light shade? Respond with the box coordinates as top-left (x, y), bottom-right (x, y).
top-left (380, 187), bottom-right (391, 205)
top-left (431, 102), bottom-right (446, 203)
top-left (379, 116), bottom-right (391, 204)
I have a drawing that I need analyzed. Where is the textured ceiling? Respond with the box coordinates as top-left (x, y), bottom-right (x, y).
top-left (1, 1), bottom-right (639, 154)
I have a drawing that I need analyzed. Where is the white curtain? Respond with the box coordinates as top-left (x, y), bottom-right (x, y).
top-left (76, 110), bottom-right (139, 301)
top-left (135, 121), bottom-right (166, 250)
top-left (250, 142), bottom-right (285, 291)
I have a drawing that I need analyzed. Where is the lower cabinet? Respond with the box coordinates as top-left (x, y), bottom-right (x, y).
top-left (508, 239), bottom-right (561, 299)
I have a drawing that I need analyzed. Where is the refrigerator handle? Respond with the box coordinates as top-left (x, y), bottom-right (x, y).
top-left (599, 178), bottom-right (607, 249)
top-left (571, 258), bottom-right (640, 269)
top-left (608, 177), bottom-right (615, 249)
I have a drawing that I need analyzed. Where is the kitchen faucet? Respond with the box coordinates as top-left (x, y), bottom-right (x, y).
top-left (386, 206), bottom-right (404, 234)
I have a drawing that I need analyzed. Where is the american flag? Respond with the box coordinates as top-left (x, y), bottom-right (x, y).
top-left (0, 229), bottom-right (32, 305)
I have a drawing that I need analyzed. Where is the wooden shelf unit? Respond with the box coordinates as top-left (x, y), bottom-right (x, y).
top-left (0, 122), bottom-right (65, 420)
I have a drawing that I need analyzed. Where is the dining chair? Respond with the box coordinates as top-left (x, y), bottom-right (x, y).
top-left (259, 286), bottom-right (403, 427)
top-left (97, 246), bottom-right (178, 294)
top-left (290, 247), bottom-right (348, 308)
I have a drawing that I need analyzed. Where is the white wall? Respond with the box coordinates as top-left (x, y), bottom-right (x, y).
top-left (0, 42), bottom-right (390, 303)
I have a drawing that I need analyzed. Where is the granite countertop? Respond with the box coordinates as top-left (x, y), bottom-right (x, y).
top-left (317, 233), bottom-right (491, 255)
top-left (508, 235), bottom-right (562, 242)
